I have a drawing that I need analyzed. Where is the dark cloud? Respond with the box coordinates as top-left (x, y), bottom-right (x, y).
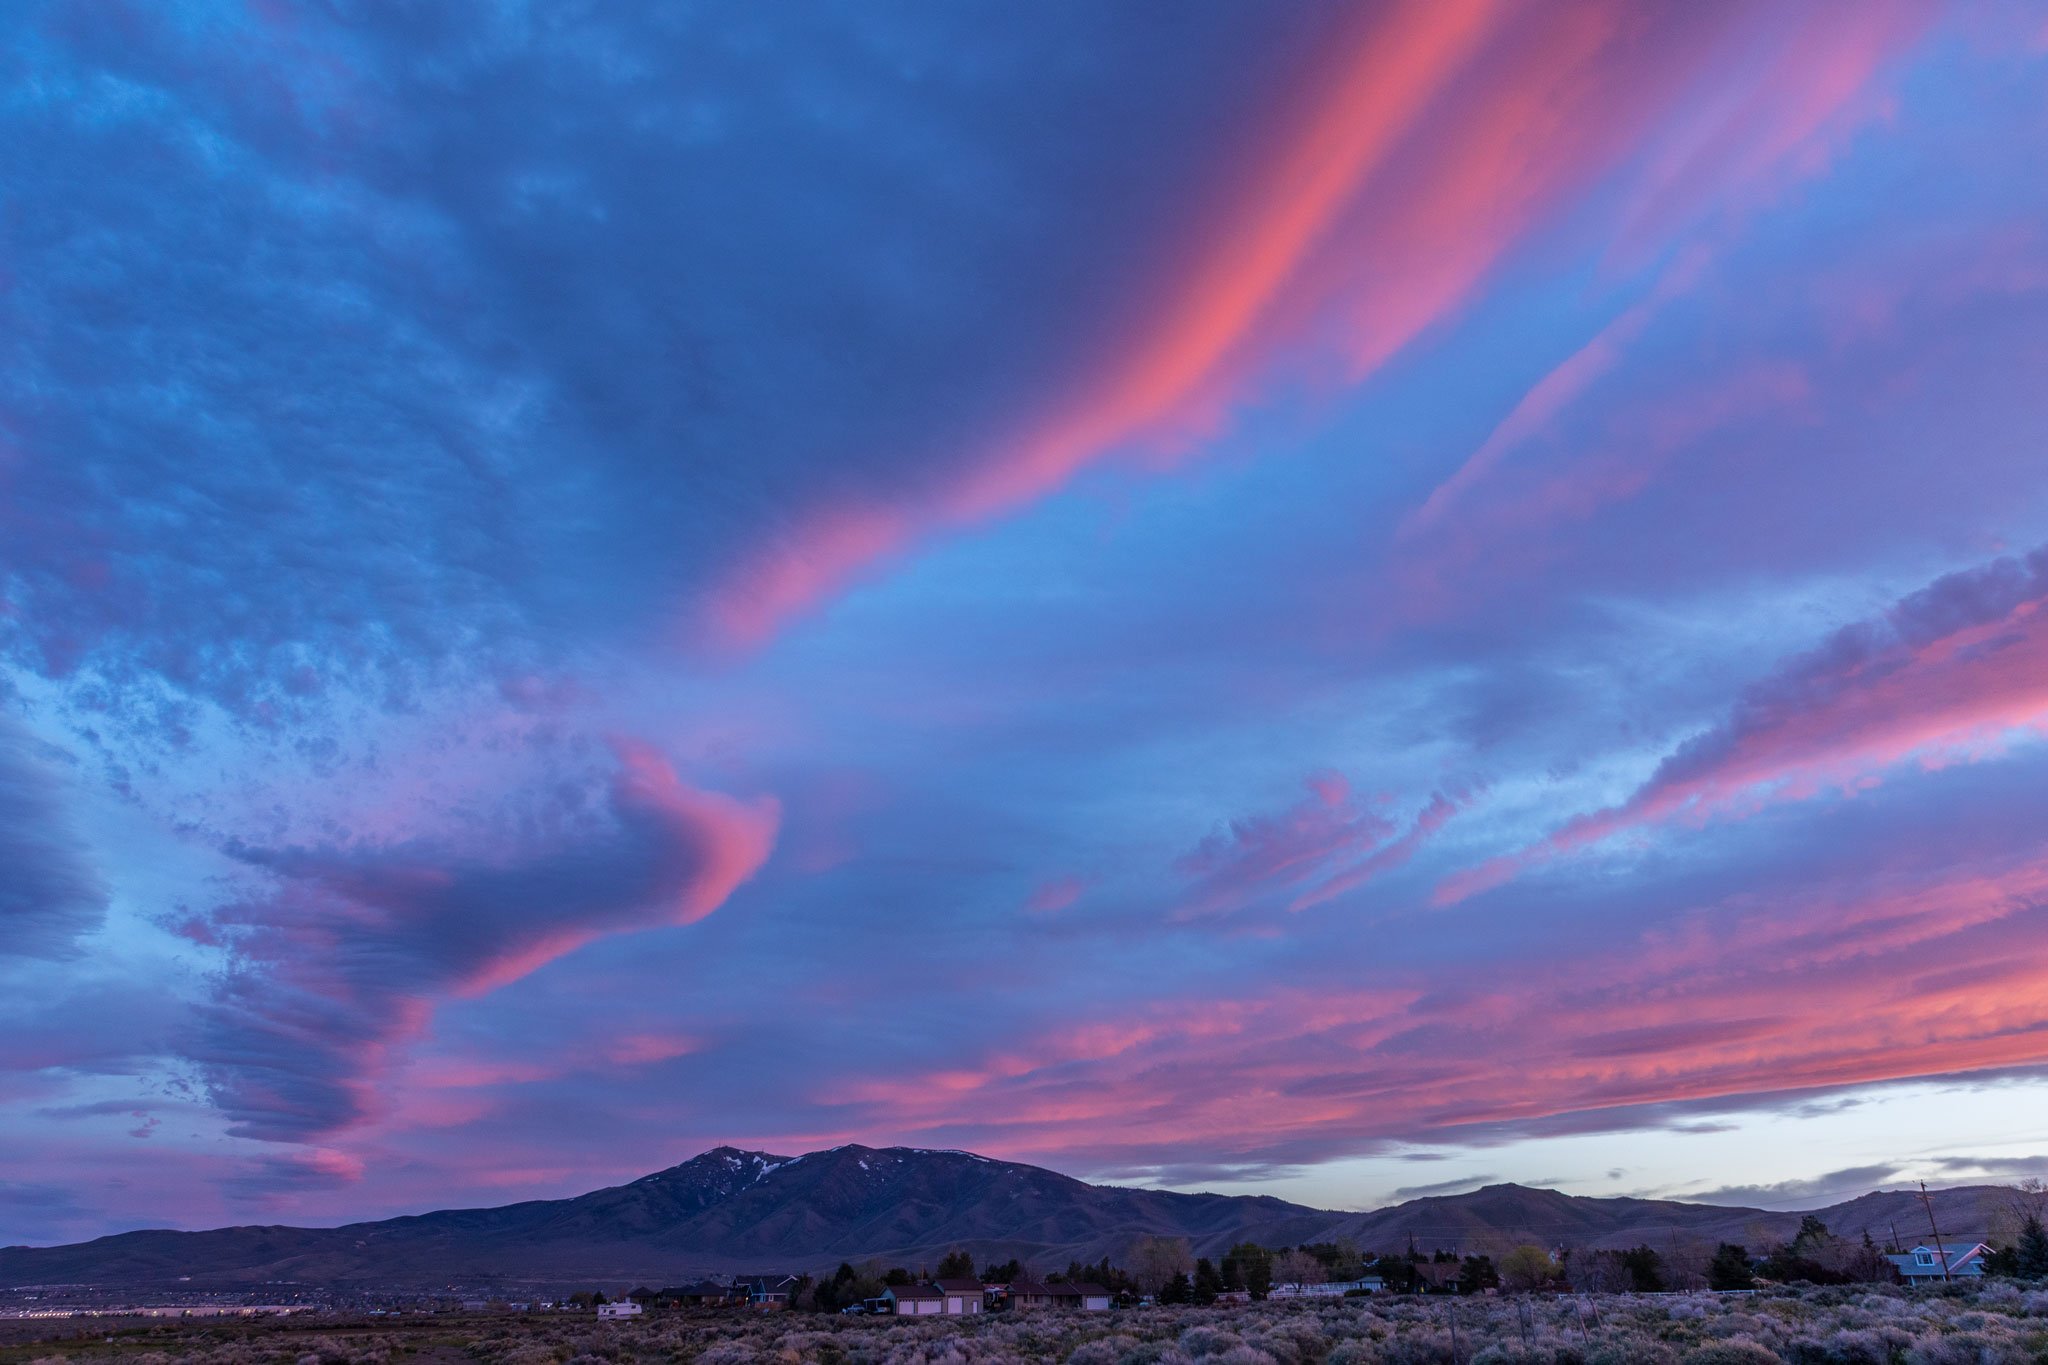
top-left (0, 0), bottom-right (1337, 723)
top-left (1932, 1154), bottom-right (2048, 1181)
top-left (0, 713), bottom-right (106, 957)
top-left (1392, 1175), bottom-right (1501, 1200)
top-left (0, 1178), bottom-right (95, 1246)
top-left (1691, 1164), bottom-right (1904, 1209)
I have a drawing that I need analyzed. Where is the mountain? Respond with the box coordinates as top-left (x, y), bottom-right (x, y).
top-left (0, 1144), bottom-right (2007, 1291)
top-left (1323, 1182), bottom-right (1999, 1258)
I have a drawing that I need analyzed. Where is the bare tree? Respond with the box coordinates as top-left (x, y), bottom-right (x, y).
top-left (1663, 1237), bottom-right (1711, 1292)
top-left (1273, 1249), bottom-right (1326, 1294)
top-left (1128, 1235), bottom-right (1194, 1296)
top-left (1567, 1248), bottom-right (1626, 1294)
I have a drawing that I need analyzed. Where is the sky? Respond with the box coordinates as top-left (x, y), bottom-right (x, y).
top-left (4, 0), bottom-right (2048, 1247)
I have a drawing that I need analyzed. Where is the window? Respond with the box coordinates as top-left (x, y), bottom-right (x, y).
top-left (1915, 1251), bottom-right (1934, 1266)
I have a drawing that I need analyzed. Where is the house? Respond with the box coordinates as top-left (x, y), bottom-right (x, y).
top-left (1412, 1262), bottom-right (1462, 1293)
top-left (1008, 1280), bottom-right (1111, 1311)
top-left (1056, 1283), bottom-right (1113, 1311)
top-left (596, 1301), bottom-right (643, 1318)
top-left (733, 1274), bottom-right (805, 1307)
top-left (671, 1280), bottom-right (739, 1306)
top-left (1270, 1278), bottom-right (1383, 1298)
top-left (884, 1284), bottom-right (947, 1316)
top-left (933, 1278), bottom-right (986, 1315)
top-left (1885, 1244), bottom-right (1990, 1283)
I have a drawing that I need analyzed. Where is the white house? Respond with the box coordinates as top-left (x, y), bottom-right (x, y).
top-left (1885, 1244), bottom-right (1989, 1283)
top-left (1270, 1278), bottom-right (1383, 1298)
top-left (596, 1301), bottom-right (643, 1318)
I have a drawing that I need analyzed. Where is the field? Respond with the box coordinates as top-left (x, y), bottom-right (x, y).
top-left (8, 1286), bottom-right (2048, 1365)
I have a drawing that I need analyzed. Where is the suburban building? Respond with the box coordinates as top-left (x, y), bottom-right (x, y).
top-left (1007, 1280), bottom-right (1111, 1311)
top-left (1270, 1277), bottom-right (1383, 1298)
top-left (933, 1278), bottom-right (986, 1315)
top-left (672, 1280), bottom-right (740, 1306)
top-left (596, 1301), bottom-right (643, 1318)
top-left (884, 1284), bottom-right (947, 1316)
top-left (1886, 1244), bottom-right (1990, 1283)
top-left (734, 1274), bottom-right (805, 1307)
top-left (1412, 1262), bottom-right (1462, 1293)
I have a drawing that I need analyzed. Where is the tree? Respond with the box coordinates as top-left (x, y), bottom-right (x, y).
top-left (1224, 1242), bottom-right (1273, 1300)
top-left (1789, 1216), bottom-right (1832, 1256)
top-left (1299, 1238), bottom-right (1363, 1281)
top-left (1369, 1254), bottom-right (1420, 1294)
top-left (1708, 1244), bottom-right (1754, 1291)
top-left (1160, 1271), bottom-right (1194, 1304)
top-left (812, 1264), bottom-right (858, 1313)
top-left (2019, 1218), bottom-right (2048, 1279)
top-left (981, 1258), bottom-right (1022, 1284)
top-left (1129, 1235), bottom-right (1194, 1297)
top-left (1498, 1245), bottom-right (1555, 1293)
top-left (1193, 1258), bottom-right (1224, 1304)
top-left (1460, 1254), bottom-right (1500, 1294)
top-left (1274, 1248), bottom-right (1326, 1294)
top-left (1618, 1245), bottom-right (1665, 1293)
top-left (936, 1249), bottom-right (976, 1280)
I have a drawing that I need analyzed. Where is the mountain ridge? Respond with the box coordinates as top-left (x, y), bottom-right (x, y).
top-left (0, 1144), bottom-right (2006, 1290)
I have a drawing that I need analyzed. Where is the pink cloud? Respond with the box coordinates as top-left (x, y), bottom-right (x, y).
top-left (1024, 875), bottom-right (1089, 916)
top-left (1438, 547), bottom-right (2048, 904)
top-left (606, 1032), bottom-right (701, 1067)
top-left (194, 744), bottom-right (779, 1146)
top-left (697, 3), bottom-right (1932, 653)
top-left (823, 851), bottom-right (2048, 1171)
top-left (1174, 775), bottom-right (1466, 918)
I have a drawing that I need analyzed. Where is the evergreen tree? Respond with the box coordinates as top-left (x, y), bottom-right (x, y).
top-left (936, 1249), bottom-right (976, 1279)
top-left (1224, 1242), bottom-right (1273, 1300)
top-left (1618, 1245), bottom-right (1665, 1292)
top-left (1790, 1216), bottom-right (1831, 1256)
top-left (1708, 1244), bottom-right (1754, 1291)
top-left (2019, 1215), bottom-right (2048, 1279)
top-left (1193, 1258), bottom-right (1223, 1304)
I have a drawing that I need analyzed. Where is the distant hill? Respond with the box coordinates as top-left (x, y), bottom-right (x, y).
top-left (0, 1144), bottom-right (2007, 1290)
top-left (1322, 1182), bottom-right (2000, 1258)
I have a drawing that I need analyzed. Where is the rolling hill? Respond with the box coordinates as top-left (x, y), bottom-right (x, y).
top-left (0, 1144), bottom-right (2005, 1290)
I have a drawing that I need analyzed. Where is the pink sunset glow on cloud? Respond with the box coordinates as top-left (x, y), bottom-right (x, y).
top-left (821, 849), bottom-right (2048, 1173)
top-left (1439, 548), bottom-right (2048, 904)
top-left (1024, 874), bottom-right (1089, 916)
top-left (11, 0), bottom-right (2048, 1242)
top-left (701, 1), bottom-right (1931, 650)
top-left (191, 743), bottom-right (777, 1145)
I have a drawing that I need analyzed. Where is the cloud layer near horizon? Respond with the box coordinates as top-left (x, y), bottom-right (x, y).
top-left (5, 0), bottom-right (2048, 1242)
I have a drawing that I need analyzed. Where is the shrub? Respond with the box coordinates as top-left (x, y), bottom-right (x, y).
top-left (1680, 1344), bottom-right (1782, 1365)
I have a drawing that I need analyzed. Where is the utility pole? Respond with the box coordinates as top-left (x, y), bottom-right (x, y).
top-left (1919, 1182), bottom-right (1953, 1283)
